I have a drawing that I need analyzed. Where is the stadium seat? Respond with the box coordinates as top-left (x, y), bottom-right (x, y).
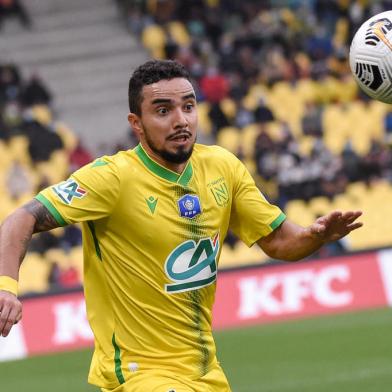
top-left (220, 98), bottom-right (237, 120)
top-left (241, 124), bottom-right (259, 159)
top-left (167, 21), bottom-right (190, 46)
top-left (196, 102), bottom-right (212, 136)
top-left (19, 253), bottom-right (50, 294)
top-left (216, 127), bottom-right (240, 154)
top-left (285, 199), bottom-right (315, 227)
top-left (141, 24), bottom-right (166, 58)
top-left (309, 196), bottom-right (331, 217)
top-left (8, 136), bottom-right (31, 166)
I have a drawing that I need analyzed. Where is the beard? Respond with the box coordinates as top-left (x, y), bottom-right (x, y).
top-left (143, 125), bottom-right (195, 164)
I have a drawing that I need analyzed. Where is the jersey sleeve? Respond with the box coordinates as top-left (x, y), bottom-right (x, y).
top-left (229, 156), bottom-right (286, 246)
top-left (35, 157), bottom-right (120, 225)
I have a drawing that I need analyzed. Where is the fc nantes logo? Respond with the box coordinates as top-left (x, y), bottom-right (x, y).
top-left (52, 179), bottom-right (87, 205)
top-left (164, 233), bottom-right (219, 293)
top-left (209, 180), bottom-right (229, 207)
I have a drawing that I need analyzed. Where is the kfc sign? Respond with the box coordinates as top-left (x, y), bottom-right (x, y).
top-left (213, 253), bottom-right (388, 328)
top-left (52, 300), bottom-right (93, 344)
top-left (238, 265), bottom-right (353, 319)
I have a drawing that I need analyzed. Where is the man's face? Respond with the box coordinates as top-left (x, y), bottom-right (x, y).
top-left (130, 78), bottom-right (198, 166)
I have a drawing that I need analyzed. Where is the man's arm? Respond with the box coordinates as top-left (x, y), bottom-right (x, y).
top-left (257, 210), bottom-right (363, 261)
top-left (0, 199), bottom-right (60, 337)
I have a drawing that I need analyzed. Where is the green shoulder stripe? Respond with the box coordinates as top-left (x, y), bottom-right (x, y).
top-left (91, 159), bottom-right (109, 167)
top-left (270, 212), bottom-right (286, 230)
top-left (35, 194), bottom-right (68, 226)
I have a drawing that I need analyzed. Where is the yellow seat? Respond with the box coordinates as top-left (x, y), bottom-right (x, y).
top-left (8, 135), bottom-right (31, 166)
top-left (241, 124), bottom-right (259, 159)
top-left (197, 102), bottom-right (212, 136)
top-left (141, 24), bottom-right (166, 58)
top-left (167, 21), bottom-right (190, 46)
top-left (216, 127), bottom-right (240, 154)
top-left (233, 242), bottom-right (269, 265)
top-left (309, 196), bottom-right (331, 217)
top-left (220, 98), bottom-right (236, 120)
top-left (19, 253), bottom-right (50, 295)
top-left (285, 199), bottom-right (315, 227)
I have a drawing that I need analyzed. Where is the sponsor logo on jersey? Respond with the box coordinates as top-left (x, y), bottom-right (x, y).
top-left (164, 233), bottom-right (219, 293)
top-left (52, 179), bottom-right (87, 205)
top-left (177, 194), bottom-right (201, 219)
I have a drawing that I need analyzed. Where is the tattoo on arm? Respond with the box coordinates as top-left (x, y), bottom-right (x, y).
top-left (19, 232), bottom-right (32, 264)
top-left (23, 200), bottom-right (60, 233)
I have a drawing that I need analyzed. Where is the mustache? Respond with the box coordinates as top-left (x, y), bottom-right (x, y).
top-left (167, 130), bottom-right (192, 140)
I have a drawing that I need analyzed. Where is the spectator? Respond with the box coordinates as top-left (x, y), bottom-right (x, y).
top-left (0, 0), bottom-right (32, 29)
top-left (21, 74), bottom-right (52, 107)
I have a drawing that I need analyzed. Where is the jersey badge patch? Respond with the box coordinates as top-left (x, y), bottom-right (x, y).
top-left (177, 194), bottom-right (201, 219)
top-left (165, 233), bottom-right (219, 293)
top-left (52, 179), bottom-right (87, 205)
top-left (208, 178), bottom-right (229, 207)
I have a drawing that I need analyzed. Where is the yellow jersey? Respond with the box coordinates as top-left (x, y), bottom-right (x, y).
top-left (36, 143), bottom-right (285, 389)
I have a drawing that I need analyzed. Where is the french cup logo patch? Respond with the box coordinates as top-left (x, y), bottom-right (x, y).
top-left (52, 179), bottom-right (87, 205)
top-left (165, 233), bottom-right (219, 293)
top-left (178, 194), bottom-right (201, 219)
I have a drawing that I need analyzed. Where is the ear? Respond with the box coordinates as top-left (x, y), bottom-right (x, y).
top-left (128, 113), bottom-right (143, 138)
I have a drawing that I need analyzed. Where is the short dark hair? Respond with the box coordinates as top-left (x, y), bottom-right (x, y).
top-left (128, 60), bottom-right (190, 115)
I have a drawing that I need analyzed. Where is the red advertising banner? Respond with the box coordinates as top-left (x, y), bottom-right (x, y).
top-left (213, 252), bottom-right (387, 329)
top-left (22, 292), bottom-right (93, 355)
top-left (1, 249), bottom-right (392, 361)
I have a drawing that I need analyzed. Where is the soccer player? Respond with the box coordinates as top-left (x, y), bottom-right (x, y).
top-left (0, 60), bottom-right (362, 392)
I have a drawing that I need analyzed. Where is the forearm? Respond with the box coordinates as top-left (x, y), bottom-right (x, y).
top-left (258, 220), bottom-right (324, 261)
top-left (0, 208), bottom-right (35, 279)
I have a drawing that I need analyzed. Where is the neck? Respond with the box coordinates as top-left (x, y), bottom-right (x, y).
top-left (140, 142), bottom-right (188, 174)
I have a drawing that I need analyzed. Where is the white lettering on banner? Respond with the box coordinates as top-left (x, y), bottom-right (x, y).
top-left (238, 265), bottom-right (353, 319)
top-left (281, 270), bottom-right (313, 312)
top-left (0, 323), bottom-right (27, 362)
top-left (377, 249), bottom-right (392, 306)
top-left (314, 266), bottom-right (352, 307)
top-left (238, 275), bottom-right (282, 318)
top-left (52, 301), bottom-right (93, 344)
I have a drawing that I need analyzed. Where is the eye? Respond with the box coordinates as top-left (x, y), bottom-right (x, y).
top-left (157, 107), bottom-right (169, 115)
top-left (184, 103), bottom-right (194, 111)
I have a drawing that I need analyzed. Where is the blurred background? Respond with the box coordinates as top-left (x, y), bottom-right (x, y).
top-left (0, 0), bottom-right (391, 295)
top-left (1, 1), bottom-right (392, 391)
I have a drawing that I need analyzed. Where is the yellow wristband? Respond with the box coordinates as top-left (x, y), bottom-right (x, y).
top-left (0, 276), bottom-right (18, 296)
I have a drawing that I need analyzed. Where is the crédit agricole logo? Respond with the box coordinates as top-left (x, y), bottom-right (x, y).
top-left (164, 233), bottom-right (220, 293)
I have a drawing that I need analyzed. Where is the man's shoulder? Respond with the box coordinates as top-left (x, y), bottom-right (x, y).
top-left (72, 150), bottom-right (135, 181)
top-left (193, 143), bottom-right (238, 163)
top-left (89, 149), bottom-right (136, 170)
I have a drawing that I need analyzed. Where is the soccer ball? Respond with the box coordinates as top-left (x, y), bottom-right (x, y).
top-left (349, 10), bottom-right (392, 104)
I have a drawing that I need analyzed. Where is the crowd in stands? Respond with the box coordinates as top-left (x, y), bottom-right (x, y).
top-left (118, 0), bottom-right (392, 254)
top-left (0, 62), bottom-right (92, 294)
top-left (3, 0), bottom-right (392, 295)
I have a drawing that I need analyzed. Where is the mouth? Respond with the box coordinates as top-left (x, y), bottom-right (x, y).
top-left (168, 132), bottom-right (192, 143)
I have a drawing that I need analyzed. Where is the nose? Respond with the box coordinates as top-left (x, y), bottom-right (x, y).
top-left (172, 108), bottom-right (188, 129)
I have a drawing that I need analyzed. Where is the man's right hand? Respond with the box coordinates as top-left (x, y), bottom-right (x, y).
top-left (0, 290), bottom-right (22, 337)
